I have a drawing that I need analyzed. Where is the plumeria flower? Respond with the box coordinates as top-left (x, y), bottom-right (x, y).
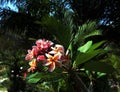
top-left (25, 46), bottom-right (39, 60)
top-left (44, 53), bottom-right (62, 72)
top-left (28, 59), bottom-right (37, 72)
top-left (32, 46), bottom-right (40, 56)
top-left (49, 45), bottom-right (70, 65)
top-left (37, 55), bottom-right (46, 62)
top-left (25, 39), bottom-right (53, 61)
top-left (49, 44), bottom-right (64, 55)
top-left (25, 50), bottom-right (34, 60)
top-left (25, 39), bottom-right (70, 72)
top-left (61, 50), bottom-right (70, 65)
top-left (36, 39), bottom-right (53, 51)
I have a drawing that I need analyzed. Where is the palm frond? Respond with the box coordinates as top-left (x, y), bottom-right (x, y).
top-left (74, 21), bottom-right (101, 44)
top-left (41, 11), bottom-right (73, 49)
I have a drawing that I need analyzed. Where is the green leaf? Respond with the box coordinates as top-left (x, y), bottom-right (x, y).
top-left (26, 72), bottom-right (41, 83)
top-left (84, 30), bottom-right (101, 39)
top-left (73, 21), bottom-right (98, 44)
top-left (68, 42), bottom-right (73, 58)
top-left (26, 70), bottom-right (65, 82)
top-left (109, 54), bottom-right (120, 69)
top-left (26, 72), bottom-right (39, 79)
top-left (77, 41), bottom-right (92, 53)
top-left (74, 49), bottom-right (104, 66)
top-left (27, 78), bottom-right (41, 83)
top-left (88, 41), bottom-right (106, 51)
top-left (84, 61), bottom-right (115, 73)
top-left (97, 72), bottom-right (106, 78)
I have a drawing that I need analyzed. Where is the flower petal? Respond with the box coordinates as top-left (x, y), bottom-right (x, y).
top-left (55, 44), bottom-right (64, 52)
top-left (45, 53), bottom-right (52, 58)
top-left (25, 54), bottom-right (33, 60)
top-left (36, 39), bottom-right (42, 45)
top-left (29, 59), bottom-right (36, 67)
top-left (49, 50), bottom-right (57, 54)
top-left (37, 55), bottom-right (46, 62)
top-left (49, 62), bottom-right (55, 72)
top-left (44, 60), bottom-right (52, 66)
top-left (54, 52), bottom-right (62, 60)
top-left (28, 59), bottom-right (37, 72)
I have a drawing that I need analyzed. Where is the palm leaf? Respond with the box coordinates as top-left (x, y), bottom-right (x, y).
top-left (41, 13), bottom-right (73, 48)
top-left (74, 21), bottom-right (101, 45)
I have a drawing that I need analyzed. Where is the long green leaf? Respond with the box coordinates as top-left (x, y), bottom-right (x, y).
top-left (27, 78), bottom-right (41, 83)
top-left (68, 42), bottom-right (73, 58)
top-left (26, 72), bottom-right (41, 83)
top-left (26, 72), bottom-right (39, 79)
top-left (88, 41), bottom-right (106, 51)
top-left (74, 49), bottom-right (104, 66)
top-left (77, 41), bottom-right (92, 53)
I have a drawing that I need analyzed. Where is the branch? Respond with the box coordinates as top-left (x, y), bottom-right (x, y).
top-left (74, 72), bottom-right (90, 92)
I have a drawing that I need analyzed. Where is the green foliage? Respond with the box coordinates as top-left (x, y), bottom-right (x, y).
top-left (27, 78), bottom-right (41, 83)
top-left (0, 0), bottom-right (120, 92)
top-left (26, 68), bottom-right (67, 82)
top-left (74, 49), bottom-right (104, 66)
top-left (77, 40), bottom-right (93, 53)
top-left (25, 18), bottom-right (119, 91)
top-left (84, 61), bottom-right (115, 73)
top-left (26, 72), bottom-right (38, 79)
top-left (109, 54), bottom-right (120, 69)
top-left (74, 21), bottom-right (101, 44)
top-left (73, 40), bottom-right (106, 66)
top-left (88, 41), bottom-right (106, 51)
top-left (41, 16), bottom-right (72, 48)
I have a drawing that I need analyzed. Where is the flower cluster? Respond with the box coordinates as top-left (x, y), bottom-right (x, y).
top-left (25, 39), bottom-right (69, 72)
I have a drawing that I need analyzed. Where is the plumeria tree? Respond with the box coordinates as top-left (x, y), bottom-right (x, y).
top-left (0, 1), bottom-right (120, 92)
top-left (24, 16), bottom-right (118, 92)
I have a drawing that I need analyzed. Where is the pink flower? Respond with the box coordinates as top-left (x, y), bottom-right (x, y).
top-left (36, 39), bottom-right (53, 51)
top-left (32, 46), bottom-right (39, 56)
top-left (37, 55), bottom-right (46, 62)
top-left (25, 39), bottom-right (70, 72)
top-left (25, 50), bottom-right (34, 60)
top-left (25, 46), bottom-right (39, 60)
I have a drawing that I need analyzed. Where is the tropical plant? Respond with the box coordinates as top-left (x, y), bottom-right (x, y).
top-left (0, 0), bottom-right (120, 92)
top-left (24, 15), bottom-right (118, 92)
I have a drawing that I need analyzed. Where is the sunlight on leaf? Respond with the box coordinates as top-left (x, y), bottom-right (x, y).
top-left (26, 72), bottom-right (39, 79)
top-left (88, 41), bottom-right (106, 52)
top-left (77, 41), bottom-right (92, 53)
top-left (27, 78), bottom-right (41, 83)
